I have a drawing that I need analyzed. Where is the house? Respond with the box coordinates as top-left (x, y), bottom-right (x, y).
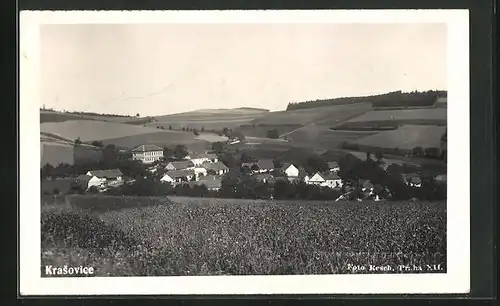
top-left (202, 162), bottom-right (229, 176)
top-left (403, 173), bottom-right (422, 187)
top-left (85, 169), bottom-right (123, 188)
top-left (360, 180), bottom-right (374, 192)
top-left (327, 161), bottom-right (340, 173)
top-left (282, 163), bottom-right (299, 177)
top-left (193, 167), bottom-right (208, 178)
top-left (256, 159), bottom-right (275, 173)
top-left (186, 152), bottom-right (218, 166)
top-left (196, 175), bottom-right (222, 191)
top-left (160, 169), bottom-right (196, 184)
top-left (165, 160), bottom-right (195, 171)
top-left (307, 172), bottom-right (343, 188)
top-left (131, 144), bottom-right (164, 164)
top-left (75, 174), bottom-right (91, 190)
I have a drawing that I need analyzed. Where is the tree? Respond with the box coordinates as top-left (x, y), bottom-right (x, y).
top-left (412, 147), bottom-right (424, 157)
top-left (201, 126), bottom-right (205, 132)
top-left (182, 127), bottom-right (186, 131)
top-left (424, 147), bottom-right (441, 159)
top-left (305, 156), bottom-right (328, 174)
top-left (169, 125), bottom-right (172, 130)
top-left (163, 146), bottom-right (173, 159)
top-left (222, 127), bottom-right (229, 136)
top-left (91, 140), bottom-right (103, 147)
top-left (136, 113), bottom-right (140, 117)
top-left (211, 142), bottom-right (225, 154)
top-left (375, 151), bottom-right (384, 162)
top-left (173, 145), bottom-right (188, 160)
top-left (74, 137), bottom-right (82, 146)
top-left (266, 129), bottom-right (280, 139)
top-left (102, 144), bottom-right (119, 165)
top-left (193, 129), bottom-right (199, 136)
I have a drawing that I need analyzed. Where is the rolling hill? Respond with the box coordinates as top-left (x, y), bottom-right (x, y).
top-left (144, 108), bottom-right (270, 131)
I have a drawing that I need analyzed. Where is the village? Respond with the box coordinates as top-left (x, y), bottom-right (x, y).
top-left (41, 138), bottom-right (447, 202)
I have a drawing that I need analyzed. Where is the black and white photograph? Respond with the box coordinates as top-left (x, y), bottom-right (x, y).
top-left (20, 10), bottom-right (470, 295)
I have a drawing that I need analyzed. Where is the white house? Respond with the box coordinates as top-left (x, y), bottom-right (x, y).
top-left (131, 144), bottom-right (164, 164)
top-left (85, 169), bottom-right (123, 188)
top-left (165, 160), bottom-right (195, 171)
top-left (327, 161), bottom-right (340, 173)
top-left (403, 173), bottom-right (422, 188)
top-left (307, 172), bottom-right (343, 188)
top-left (282, 163), bottom-right (299, 177)
top-left (195, 175), bottom-right (222, 191)
top-left (160, 169), bottom-right (196, 184)
top-left (202, 162), bottom-right (229, 176)
top-left (193, 167), bottom-right (208, 178)
top-left (186, 152), bottom-right (218, 166)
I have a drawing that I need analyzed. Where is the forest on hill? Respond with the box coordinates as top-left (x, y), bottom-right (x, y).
top-left (286, 90), bottom-right (447, 111)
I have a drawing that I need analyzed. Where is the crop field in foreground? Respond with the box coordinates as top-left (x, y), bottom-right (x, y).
top-left (41, 195), bottom-right (446, 276)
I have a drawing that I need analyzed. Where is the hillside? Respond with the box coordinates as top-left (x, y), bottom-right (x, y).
top-left (286, 90), bottom-right (447, 111)
top-left (144, 108), bottom-right (270, 131)
top-left (40, 110), bottom-right (148, 124)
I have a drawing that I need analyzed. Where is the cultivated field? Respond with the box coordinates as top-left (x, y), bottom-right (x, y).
top-left (342, 108), bottom-right (447, 126)
top-left (40, 111), bottom-right (144, 124)
top-left (283, 125), bottom-right (378, 150)
top-left (250, 103), bottom-right (372, 126)
top-left (146, 108), bottom-right (269, 131)
top-left (235, 124), bottom-right (302, 138)
top-left (40, 120), bottom-right (214, 151)
top-left (41, 195), bottom-right (446, 276)
top-left (352, 125), bottom-right (446, 151)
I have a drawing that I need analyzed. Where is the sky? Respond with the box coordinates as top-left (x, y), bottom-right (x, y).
top-left (40, 23), bottom-right (447, 116)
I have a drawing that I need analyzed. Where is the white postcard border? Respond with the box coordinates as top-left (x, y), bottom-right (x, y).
top-left (19, 9), bottom-right (470, 295)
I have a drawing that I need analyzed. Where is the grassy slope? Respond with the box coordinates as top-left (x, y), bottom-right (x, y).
top-left (40, 111), bottom-right (145, 124)
top-left (353, 125), bottom-right (447, 150)
top-left (145, 108), bottom-right (270, 131)
top-left (41, 195), bottom-right (446, 276)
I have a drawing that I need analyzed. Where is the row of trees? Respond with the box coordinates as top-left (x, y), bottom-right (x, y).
top-left (286, 90), bottom-right (447, 111)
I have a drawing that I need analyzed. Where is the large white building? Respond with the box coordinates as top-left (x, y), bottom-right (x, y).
top-left (131, 144), bottom-right (164, 164)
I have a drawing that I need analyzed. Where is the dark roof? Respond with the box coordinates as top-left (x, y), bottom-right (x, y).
top-left (202, 162), bottom-right (229, 171)
top-left (317, 172), bottom-right (341, 180)
top-left (167, 160), bottom-right (195, 169)
top-left (164, 169), bottom-right (195, 179)
top-left (197, 176), bottom-right (222, 189)
top-left (131, 144), bottom-right (163, 152)
top-left (257, 159), bottom-right (274, 170)
top-left (281, 163), bottom-right (297, 171)
top-left (189, 152), bottom-right (217, 160)
top-left (327, 161), bottom-right (339, 168)
top-left (88, 169), bottom-right (123, 179)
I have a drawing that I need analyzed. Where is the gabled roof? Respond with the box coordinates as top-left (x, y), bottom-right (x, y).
top-left (310, 171), bottom-right (341, 181)
top-left (131, 144), bottom-right (163, 152)
top-left (197, 175), bottom-right (222, 189)
top-left (327, 161), bottom-right (339, 169)
top-left (88, 169), bottom-right (123, 179)
top-left (163, 169), bottom-right (195, 179)
top-left (281, 163), bottom-right (297, 171)
top-left (189, 152), bottom-right (217, 160)
top-left (167, 160), bottom-right (195, 169)
top-left (257, 159), bottom-right (274, 170)
top-left (202, 161), bottom-right (229, 171)
top-left (435, 174), bottom-right (447, 181)
top-left (322, 172), bottom-right (341, 180)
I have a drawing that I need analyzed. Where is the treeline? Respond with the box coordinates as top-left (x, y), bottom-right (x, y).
top-left (40, 106), bottom-right (134, 118)
top-left (286, 90), bottom-right (447, 111)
